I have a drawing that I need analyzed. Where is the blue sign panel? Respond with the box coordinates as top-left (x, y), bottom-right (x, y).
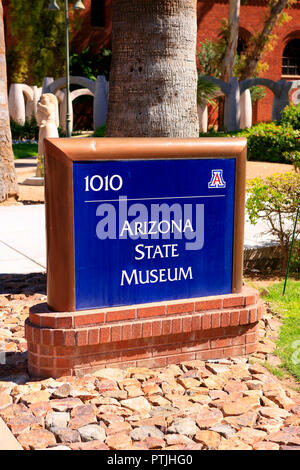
top-left (73, 158), bottom-right (236, 310)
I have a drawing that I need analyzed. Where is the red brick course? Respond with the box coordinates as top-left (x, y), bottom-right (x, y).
top-left (26, 286), bottom-right (261, 378)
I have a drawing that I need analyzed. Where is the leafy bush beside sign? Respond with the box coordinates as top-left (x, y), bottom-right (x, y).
top-left (246, 172), bottom-right (300, 273)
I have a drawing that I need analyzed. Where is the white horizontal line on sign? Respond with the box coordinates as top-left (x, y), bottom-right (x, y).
top-left (84, 195), bottom-right (226, 203)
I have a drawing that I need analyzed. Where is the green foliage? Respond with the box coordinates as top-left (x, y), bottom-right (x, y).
top-left (93, 125), bottom-right (106, 137)
top-left (10, 117), bottom-right (39, 141)
top-left (246, 172), bottom-right (300, 271)
top-left (200, 122), bottom-right (300, 166)
top-left (263, 361), bottom-right (286, 379)
top-left (265, 280), bottom-right (300, 382)
top-left (13, 143), bottom-right (38, 160)
top-left (197, 77), bottom-right (220, 105)
top-left (249, 86), bottom-right (266, 103)
top-left (199, 129), bottom-right (240, 138)
top-left (242, 122), bottom-right (300, 165)
top-left (7, 0), bottom-right (81, 85)
top-left (280, 103), bottom-right (300, 131)
top-left (70, 46), bottom-right (112, 81)
top-left (197, 40), bottom-right (225, 78)
top-left (197, 39), bottom-right (265, 105)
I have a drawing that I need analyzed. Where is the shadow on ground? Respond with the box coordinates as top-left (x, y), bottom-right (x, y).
top-left (0, 273), bottom-right (46, 295)
top-left (0, 352), bottom-right (28, 380)
top-left (14, 162), bottom-right (37, 169)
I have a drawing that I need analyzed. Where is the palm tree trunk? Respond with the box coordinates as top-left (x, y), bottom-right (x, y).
top-left (0, 0), bottom-right (18, 202)
top-left (106, 0), bottom-right (199, 137)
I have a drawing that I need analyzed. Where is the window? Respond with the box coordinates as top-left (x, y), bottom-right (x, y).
top-left (282, 39), bottom-right (300, 76)
top-left (91, 0), bottom-right (105, 28)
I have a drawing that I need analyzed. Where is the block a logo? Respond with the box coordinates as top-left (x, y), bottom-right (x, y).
top-left (208, 169), bottom-right (226, 189)
top-left (0, 340), bottom-right (6, 365)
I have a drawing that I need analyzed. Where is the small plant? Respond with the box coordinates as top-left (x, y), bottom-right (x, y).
top-left (197, 39), bottom-right (225, 78)
top-left (280, 103), bottom-right (300, 131)
top-left (70, 46), bottom-right (112, 81)
top-left (37, 154), bottom-right (45, 178)
top-left (246, 172), bottom-right (300, 273)
top-left (249, 85), bottom-right (266, 103)
top-left (10, 116), bottom-right (39, 141)
top-left (197, 76), bottom-right (220, 105)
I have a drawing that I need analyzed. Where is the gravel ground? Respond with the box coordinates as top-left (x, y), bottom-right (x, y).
top-left (0, 276), bottom-right (299, 451)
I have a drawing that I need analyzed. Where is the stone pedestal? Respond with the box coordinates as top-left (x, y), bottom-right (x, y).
top-left (26, 286), bottom-right (262, 378)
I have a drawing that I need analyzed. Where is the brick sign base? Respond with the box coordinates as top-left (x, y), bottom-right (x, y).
top-left (25, 287), bottom-right (262, 378)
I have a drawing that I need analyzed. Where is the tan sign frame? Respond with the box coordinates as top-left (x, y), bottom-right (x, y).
top-left (44, 137), bottom-right (247, 312)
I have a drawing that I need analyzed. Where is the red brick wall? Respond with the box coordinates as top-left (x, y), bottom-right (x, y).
top-left (71, 0), bottom-right (112, 52)
top-left (196, 1), bottom-right (300, 122)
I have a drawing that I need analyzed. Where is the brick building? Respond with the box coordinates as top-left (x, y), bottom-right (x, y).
top-left (3, 0), bottom-right (300, 123)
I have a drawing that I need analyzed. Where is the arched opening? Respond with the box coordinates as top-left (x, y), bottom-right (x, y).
top-left (282, 39), bottom-right (300, 76)
top-left (73, 94), bottom-right (94, 131)
top-left (237, 37), bottom-right (246, 56)
top-left (237, 26), bottom-right (252, 57)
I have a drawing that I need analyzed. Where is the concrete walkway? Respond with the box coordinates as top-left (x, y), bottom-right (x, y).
top-left (0, 203), bottom-right (280, 275)
top-left (0, 204), bottom-right (46, 274)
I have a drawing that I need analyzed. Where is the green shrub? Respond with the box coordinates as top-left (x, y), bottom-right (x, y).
top-left (246, 172), bottom-right (300, 273)
top-left (70, 46), bottom-right (112, 82)
top-left (199, 130), bottom-right (240, 138)
top-left (93, 125), bottom-right (106, 137)
top-left (242, 122), bottom-right (299, 164)
top-left (280, 103), bottom-right (300, 131)
top-left (200, 122), bottom-right (300, 166)
top-left (10, 117), bottom-right (39, 141)
top-left (249, 86), bottom-right (266, 104)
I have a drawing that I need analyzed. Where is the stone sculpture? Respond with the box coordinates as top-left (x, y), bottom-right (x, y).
top-left (36, 93), bottom-right (59, 176)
